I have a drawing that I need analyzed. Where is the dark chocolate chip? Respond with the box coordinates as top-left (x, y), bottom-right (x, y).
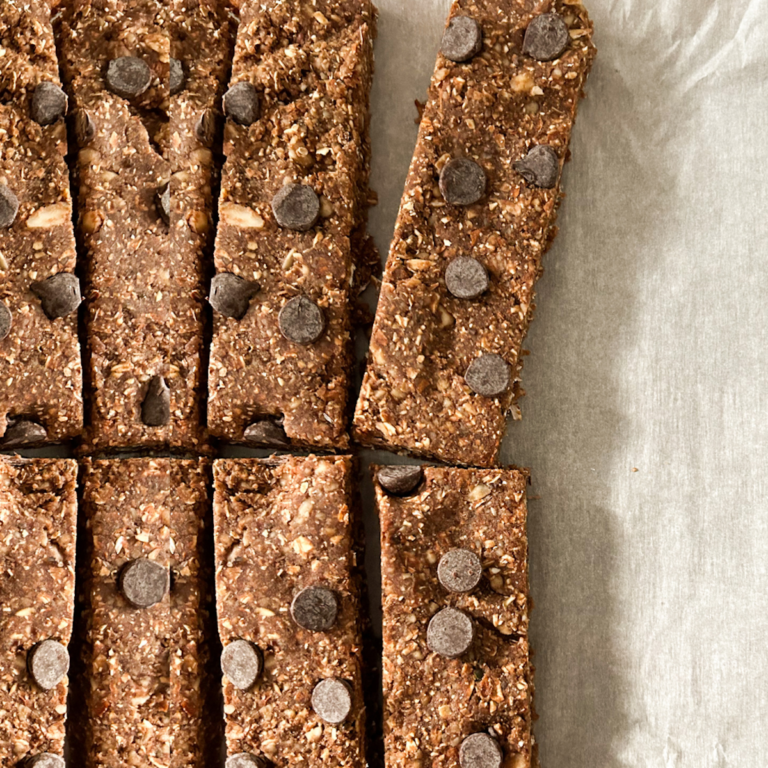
top-left (170, 57), bottom-right (185, 95)
top-left (522, 13), bottom-right (570, 62)
top-left (194, 108), bottom-right (220, 146)
top-left (377, 465), bottom-right (423, 496)
top-left (141, 375), bottom-right (171, 426)
top-left (291, 585), bottom-right (339, 632)
top-left (225, 754), bottom-right (269, 768)
top-left (0, 419), bottom-right (47, 448)
top-left (438, 549), bottom-right (483, 593)
top-left (445, 257), bottom-right (489, 300)
top-left (278, 296), bottom-right (325, 345)
top-left (0, 184), bottom-right (19, 228)
top-left (459, 733), bottom-right (504, 768)
top-left (209, 273), bottom-right (258, 319)
top-left (513, 145), bottom-right (559, 189)
top-left (221, 639), bottom-right (263, 690)
top-left (25, 754), bottom-right (66, 768)
top-left (243, 420), bottom-right (290, 449)
top-left (106, 56), bottom-right (152, 99)
top-left (223, 81), bottom-right (260, 126)
top-left (0, 302), bottom-right (11, 340)
top-left (465, 354), bottom-right (510, 398)
top-left (74, 109), bottom-right (95, 145)
top-left (312, 678), bottom-right (353, 725)
top-left (30, 82), bottom-right (68, 126)
top-left (426, 607), bottom-right (474, 658)
top-left (156, 183), bottom-right (170, 225)
top-left (30, 273), bottom-right (81, 319)
top-left (27, 639), bottom-right (70, 690)
top-left (441, 16), bottom-right (483, 62)
top-left (119, 558), bottom-right (169, 608)
top-left (272, 184), bottom-right (320, 231)
top-left (439, 158), bottom-right (486, 206)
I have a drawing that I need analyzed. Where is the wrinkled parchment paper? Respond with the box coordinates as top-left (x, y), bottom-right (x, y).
top-left (360, 1), bottom-right (768, 766)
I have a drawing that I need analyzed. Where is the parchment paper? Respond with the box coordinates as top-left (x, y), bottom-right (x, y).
top-left (360, 1), bottom-right (768, 765)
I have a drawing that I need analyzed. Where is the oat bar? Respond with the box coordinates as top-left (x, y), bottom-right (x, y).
top-left (79, 458), bottom-right (212, 767)
top-left (0, 458), bottom-right (77, 765)
top-left (354, 0), bottom-right (596, 467)
top-left (376, 464), bottom-right (536, 768)
top-left (0, 0), bottom-right (83, 447)
top-left (213, 456), bottom-right (367, 767)
top-left (207, 0), bottom-right (376, 450)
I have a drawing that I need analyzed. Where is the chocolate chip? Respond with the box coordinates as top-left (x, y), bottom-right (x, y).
top-left (445, 257), bottom-right (489, 300)
top-left (441, 16), bottom-right (483, 62)
top-left (291, 585), bottom-right (339, 632)
top-left (0, 302), bottom-right (11, 340)
top-left (195, 108), bottom-right (220, 146)
top-left (272, 184), bottom-right (320, 231)
top-left (74, 109), bottom-right (95, 145)
top-left (523, 13), bottom-right (570, 62)
top-left (465, 354), bottom-right (510, 398)
top-left (106, 56), bottom-right (152, 99)
top-left (427, 607), bottom-right (474, 658)
top-left (221, 639), bottom-right (263, 690)
top-left (312, 678), bottom-right (353, 724)
top-left (141, 375), bottom-right (171, 426)
top-left (513, 145), bottom-right (559, 189)
top-left (30, 273), bottom-right (81, 319)
top-left (438, 549), bottom-right (483, 593)
top-left (459, 733), bottom-right (503, 768)
top-left (209, 273), bottom-right (258, 319)
top-left (119, 558), bottom-right (169, 608)
top-left (25, 754), bottom-right (66, 768)
top-left (0, 419), bottom-right (47, 448)
top-left (223, 81), bottom-right (260, 126)
top-left (170, 58), bottom-right (185, 95)
top-left (156, 183), bottom-right (170, 225)
top-left (0, 184), bottom-right (19, 228)
top-left (278, 296), bottom-right (325, 345)
top-left (377, 465), bottom-right (423, 496)
top-left (27, 640), bottom-right (69, 690)
top-left (243, 420), bottom-right (290, 448)
top-left (225, 754), bottom-right (269, 768)
top-left (439, 158), bottom-right (486, 206)
top-left (30, 82), bottom-right (68, 126)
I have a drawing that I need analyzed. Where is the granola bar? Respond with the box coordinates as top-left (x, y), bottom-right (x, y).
top-left (213, 456), bottom-right (367, 767)
top-left (79, 458), bottom-right (212, 767)
top-left (375, 464), bottom-right (536, 768)
top-left (0, 457), bottom-right (77, 765)
top-left (0, 0), bottom-right (83, 447)
top-left (354, 0), bottom-right (596, 467)
top-left (207, 0), bottom-right (376, 450)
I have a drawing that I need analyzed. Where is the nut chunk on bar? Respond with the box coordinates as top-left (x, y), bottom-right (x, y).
top-left (78, 459), bottom-right (213, 768)
top-left (376, 465), bottom-right (536, 768)
top-left (0, 0), bottom-right (83, 447)
top-left (207, 0), bottom-right (376, 450)
top-left (354, 0), bottom-right (596, 467)
top-left (0, 458), bottom-right (77, 766)
top-left (213, 457), bottom-right (367, 767)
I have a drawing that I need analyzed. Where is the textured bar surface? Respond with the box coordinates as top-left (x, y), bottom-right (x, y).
top-left (207, 0), bottom-right (376, 450)
top-left (0, 457), bottom-right (77, 764)
top-left (376, 465), bottom-right (535, 768)
top-left (0, 0), bottom-right (83, 446)
top-left (354, 0), bottom-right (596, 466)
top-left (213, 456), bottom-right (367, 767)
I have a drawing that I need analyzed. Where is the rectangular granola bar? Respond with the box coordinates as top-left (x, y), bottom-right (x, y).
top-left (375, 464), bottom-right (536, 768)
top-left (207, 0), bottom-right (376, 450)
top-left (354, 0), bottom-right (596, 467)
top-left (0, 0), bottom-right (83, 448)
top-left (79, 458), bottom-right (212, 768)
top-left (213, 456), bottom-right (367, 767)
top-left (0, 457), bottom-right (77, 765)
